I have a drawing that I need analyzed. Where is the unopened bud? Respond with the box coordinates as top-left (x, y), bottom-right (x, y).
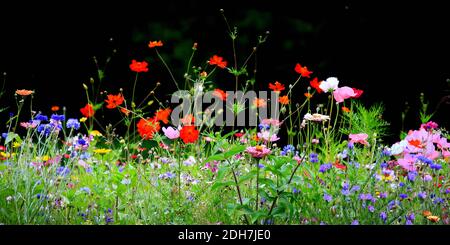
top-left (90, 77), bottom-right (95, 84)
top-left (83, 84), bottom-right (88, 90)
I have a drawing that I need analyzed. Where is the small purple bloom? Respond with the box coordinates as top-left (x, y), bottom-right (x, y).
top-left (351, 220), bottom-right (359, 225)
top-left (380, 212), bottom-right (387, 223)
top-left (66, 118), bottom-right (80, 130)
top-left (430, 163), bottom-right (442, 170)
top-left (319, 163), bottom-right (332, 173)
top-left (418, 192), bottom-right (427, 199)
top-left (351, 185), bottom-right (360, 192)
top-left (51, 114), bottom-right (65, 121)
top-left (380, 162), bottom-right (388, 168)
top-left (347, 142), bottom-right (354, 149)
top-left (309, 153), bottom-right (319, 163)
top-left (399, 193), bottom-right (408, 199)
top-left (407, 171), bottom-right (417, 182)
top-left (323, 194), bottom-right (333, 202)
top-left (368, 206), bottom-right (375, 212)
top-left (379, 192), bottom-right (388, 199)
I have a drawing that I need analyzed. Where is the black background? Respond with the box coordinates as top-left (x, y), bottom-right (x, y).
top-left (0, 0), bottom-right (449, 142)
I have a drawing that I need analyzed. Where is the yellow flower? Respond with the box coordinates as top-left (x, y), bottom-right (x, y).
top-left (80, 117), bottom-right (87, 123)
top-left (93, 148), bottom-right (111, 154)
top-left (42, 155), bottom-right (50, 161)
top-left (12, 142), bottom-right (21, 148)
top-left (0, 152), bottom-right (11, 158)
top-left (90, 130), bottom-right (102, 137)
top-left (427, 216), bottom-right (440, 223)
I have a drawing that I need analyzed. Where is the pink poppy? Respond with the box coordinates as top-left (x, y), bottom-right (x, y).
top-left (349, 133), bottom-right (369, 146)
top-left (333, 86), bottom-right (357, 103)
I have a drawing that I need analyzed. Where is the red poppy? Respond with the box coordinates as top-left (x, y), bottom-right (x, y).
top-left (294, 63), bottom-right (313, 78)
top-left (234, 132), bottom-right (245, 138)
top-left (80, 104), bottom-right (95, 118)
top-left (180, 125), bottom-right (199, 144)
top-left (279, 95), bottom-right (289, 105)
top-left (148, 40), bottom-right (163, 48)
top-left (268, 81), bottom-right (285, 92)
top-left (105, 93), bottom-right (125, 109)
top-left (213, 89), bottom-right (227, 101)
top-left (352, 88), bottom-right (364, 98)
top-left (137, 117), bottom-right (160, 140)
top-left (130, 60), bottom-right (149, 73)
top-left (155, 108), bottom-right (172, 124)
top-left (209, 55), bottom-right (227, 69)
top-left (310, 77), bottom-right (323, 93)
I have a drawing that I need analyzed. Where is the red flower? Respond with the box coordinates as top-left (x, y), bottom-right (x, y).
top-left (294, 63), bottom-right (313, 78)
top-left (80, 104), bottom-right (95, 118)
top-left (234, 132), bottom-right (245, 138)
top-left (268, 81), bottom-right (285, 92)
top-left (148, 40), bottom-right (163, 48)
top-left (352, 88), bottom-right (364, 98)
top-left (130, 60), bottom-right (149, 73)
top-left (105, 93), bottom-right (125, 109)
top-left (180, 125), bottom-right (199, 144)
top-left (279, 95), bottom-right (289, 105)
top-left (121, 108), bottom-right (130, 116)
top-left (155, 108), bottom-right (172, 124)
top-left (309, 77), bottom-right (323, 93)
top-left (408, 139), bottom-right (422, 148)
top-left (137, 117), bottom-right (160, 140)
top-left (334, 161), bottom-right (347, 170)
top-left (180, 114), bottom-right (195, 126)
top-left (209, 55), bottom-right (227, 69)
top-left (213, 89), bottom-right (227, 101)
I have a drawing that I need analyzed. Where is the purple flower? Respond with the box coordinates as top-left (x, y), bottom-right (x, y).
top-left (319, 163), bottom-right (332, 173)
top-left (380, 162), bottom-right (388, 168)
top-left (399, 182), bottom-right (405, 187)
top-left (430, 163), bottom-right (442, 170)
top-left (351, 185), bottom-right (360, 192)
top-left (293, 188), bottom-right (300, 194)
top-left (51, 114), bottom-right (65, 121)
top-left (407, 171), bottom-right (417, 182)
top-left (351, 220), bottom-right (359, 225)
top-left (80, 187), bottom-right (91, 194)
top-left (281, 145), bottom-right (296, 156)
top-left (56, 166), bottom-right (70, 177)
top-left (380, 212), bottom-right (387, 223)
top-left (406, 220), bottom-right (413, 225)
top-left (342, 189), bottom-right (351, 196)
top-left (382, 148), bottom-right (391, 157)
top-left (35, 114), bottom-right (48, 121)
top-left (418, 192), bottom-right (427, 199)
top-left (66, 118), bottom-right (80, 130)
top-left (309, 153), bottom-right (319, 163)
top-left (399, 193), bottom-right (408, 199)
top-left (368, 206), bottom-right (375, 212)
top-left (323, 194), bottom-right (333, 202)
top-left (423, 175), bottom-right (432, 182)
top-left (359, 193), bottom-right (373, 201)
top-left (379, 192), bottom-right (388, 199)
top-left (417, 155), bottom-right (433, 165)
top-left (406, 213), bottom-right (415, 221)
top-left (347, 142), bottom-right (354, 149)
top-left (258, 163), bottom-right (265, 169)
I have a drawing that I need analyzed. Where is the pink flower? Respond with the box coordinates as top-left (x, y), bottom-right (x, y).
top-left (397, 154), bottom-right (416, 171)
top-left (246, 145), bottom-right (272, 158)
top-left (349, 133), bottom-right (369, 146)
top-left (333, 86), bottom-right (357, 103)
top-left (162, 126), bottom-right (180, 140)
top-left (257, 131), bottom-right (280, 142)
top-left (261, 118), bottom-right (282, 127)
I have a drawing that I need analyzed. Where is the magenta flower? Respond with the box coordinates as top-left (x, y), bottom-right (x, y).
top-left (333, 86), bottom-right (357, 103)
top-left (349, 133), bottom-right (369, 146)
top-left (246, 145), bottom-right (272, 158)
top-left (162, 126), bottom-right (180, 140)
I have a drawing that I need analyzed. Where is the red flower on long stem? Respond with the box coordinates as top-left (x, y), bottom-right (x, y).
top-left (180, 125), bottom-right (199, 144)
top-left (130, 60), bottom-right (149, 73)
top-left (352, 88), bottom-right (364, 98)
top-left (294, 63), bottom-right (313, 78)
top-left (213, 89), bottom-right (228, 101)
top-left (268, 81), bottom-right (285, 92)
top-left (309, 77), bottom-right (323, 93)
top-left (209, 55), bottom-right (227, 69)
top-left (155, 108), bottom-right (172, 124)
top-left (137, 117), bottom-right (160, 140)
top-left (148, 40), bottom-right (163, 48)
top-left (80, 104), bottom-right (95, 118)
top-left (105, 93), bottom-right (125, 109)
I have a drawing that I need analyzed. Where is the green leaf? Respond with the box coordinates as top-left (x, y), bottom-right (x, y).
top-left (211, 180), bottom-right (235, 191)
top-left (5, 132), bottom-right (20, 145)
top-left (205, 145), bottom-right (246, 162)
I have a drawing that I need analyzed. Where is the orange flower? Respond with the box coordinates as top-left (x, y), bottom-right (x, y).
top-left (200, 71), bottom-right (208, 77)
top-left (120, 108), bottom-right (130, 116)
top-left (148, 40), bottom-right (163, 48)
top-left (268, 81), bottom-right (285, 92)
top-left (15, 89), bottom-right (34, 96)
top-left (213, 89), bottom-right (227, 101)
top-left (279, 95), bottom-right (289, 105)
top-left (80, 104), bottom-right (95, 118)
top-left (427, 216), bottom-right (440, 223)
top-left (180, 114), bottom-right (195, 126)
top-left (130, 59), bottom-right (149, 73)
top-left (105, 93), bottom-right (124, 109)
top-left (209, 55), bottom-right (227, 69)
top-left (422, 210), bottom-right (432, 217)
top-left (310, 77), bottom-right (323, 93)
top-left (179, 125), bottom-right (199, 144)
top-left (137, 117), bottom-right (160, 140)
top-left (253, 98), bottom-right (267, 108)
top-left (408, 139), bottom-right (422, 148)
top-left (342, 106), bottom-right (350, 113)
top-left (155, 108), bottom-right (172, 124)
top-left (294, 63), bottom-right (313, 78)
top-left (51, 106), bottom-right (60, 112)
top-left (304, 92), bottom-right (313, 99)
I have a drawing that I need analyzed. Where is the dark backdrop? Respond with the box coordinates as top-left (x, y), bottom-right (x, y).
top-left (0, 0), bottom-right (449, 143)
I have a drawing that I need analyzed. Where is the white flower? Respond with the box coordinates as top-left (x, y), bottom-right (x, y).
top-left (303, 113), bottom-right (330, 122)
top-left (319, 77), bottom-right (339, 93)
top-left (390, 140), bottom-right (408, 155)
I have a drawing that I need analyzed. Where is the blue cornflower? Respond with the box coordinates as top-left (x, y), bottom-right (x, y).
top-left (323, 194), bottom-right (333, 202)
top-left (51, 114), bottom-right (65, 121)
top-left (309, 153), bottom-right (319, 163)
top-left (381, 148), bottom-right (391, 157)
top-left (35, 114), bottom-right (48, 121)
top-left (347, 142), bottom-right (354, 150)
top-left (418, 192), bottom-right (427, 199)
top-left (407, 171), bottom-right (418, 182)
top-left (351, 185), bottom-right (360, 192)
top-left (319, 163), bottom-right (332, 173)
top-left (430, 163), bottom-right (442, 170)
top-left (379, 192), bottom-right (388, 199)
top-left (433, 197), bottom-right (444, 205)
top-left (359, 193), bottom-right (373, 201)
top-left (37, 124), bottom-right (53, 136)
top-left (351, 220), bottom-right (359, 225)
top-left (417, 155), bottom-right (433, 165)
top-left (66, 118), bottom-right (80, 130)
top-left (77, 138), bottom-right (87, 146)
top-left (342, 189), bottom-right (351, 196)
top-left (56, 166), bottom-right (70, 177)
top-left (380, 212), bottom-right (387, 223)
top-left (406, 213), bottom-right (415, 222)
top-left (281, 145), bottom-right (296, 156)
top-left (1, 133), bottom-right (7, 139)
top-left (258, 123), bottom-right (270, 131)
top-left (399, 193), bottom-right (408, 199)
top-left (406, 220), bottom-right (413, 225)
top-left (445, 189), bottom-right (450, 195)
top-left (380, 162), bottom-right (388, 168)
top-left (399, 182), bottom-right (405, 187)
